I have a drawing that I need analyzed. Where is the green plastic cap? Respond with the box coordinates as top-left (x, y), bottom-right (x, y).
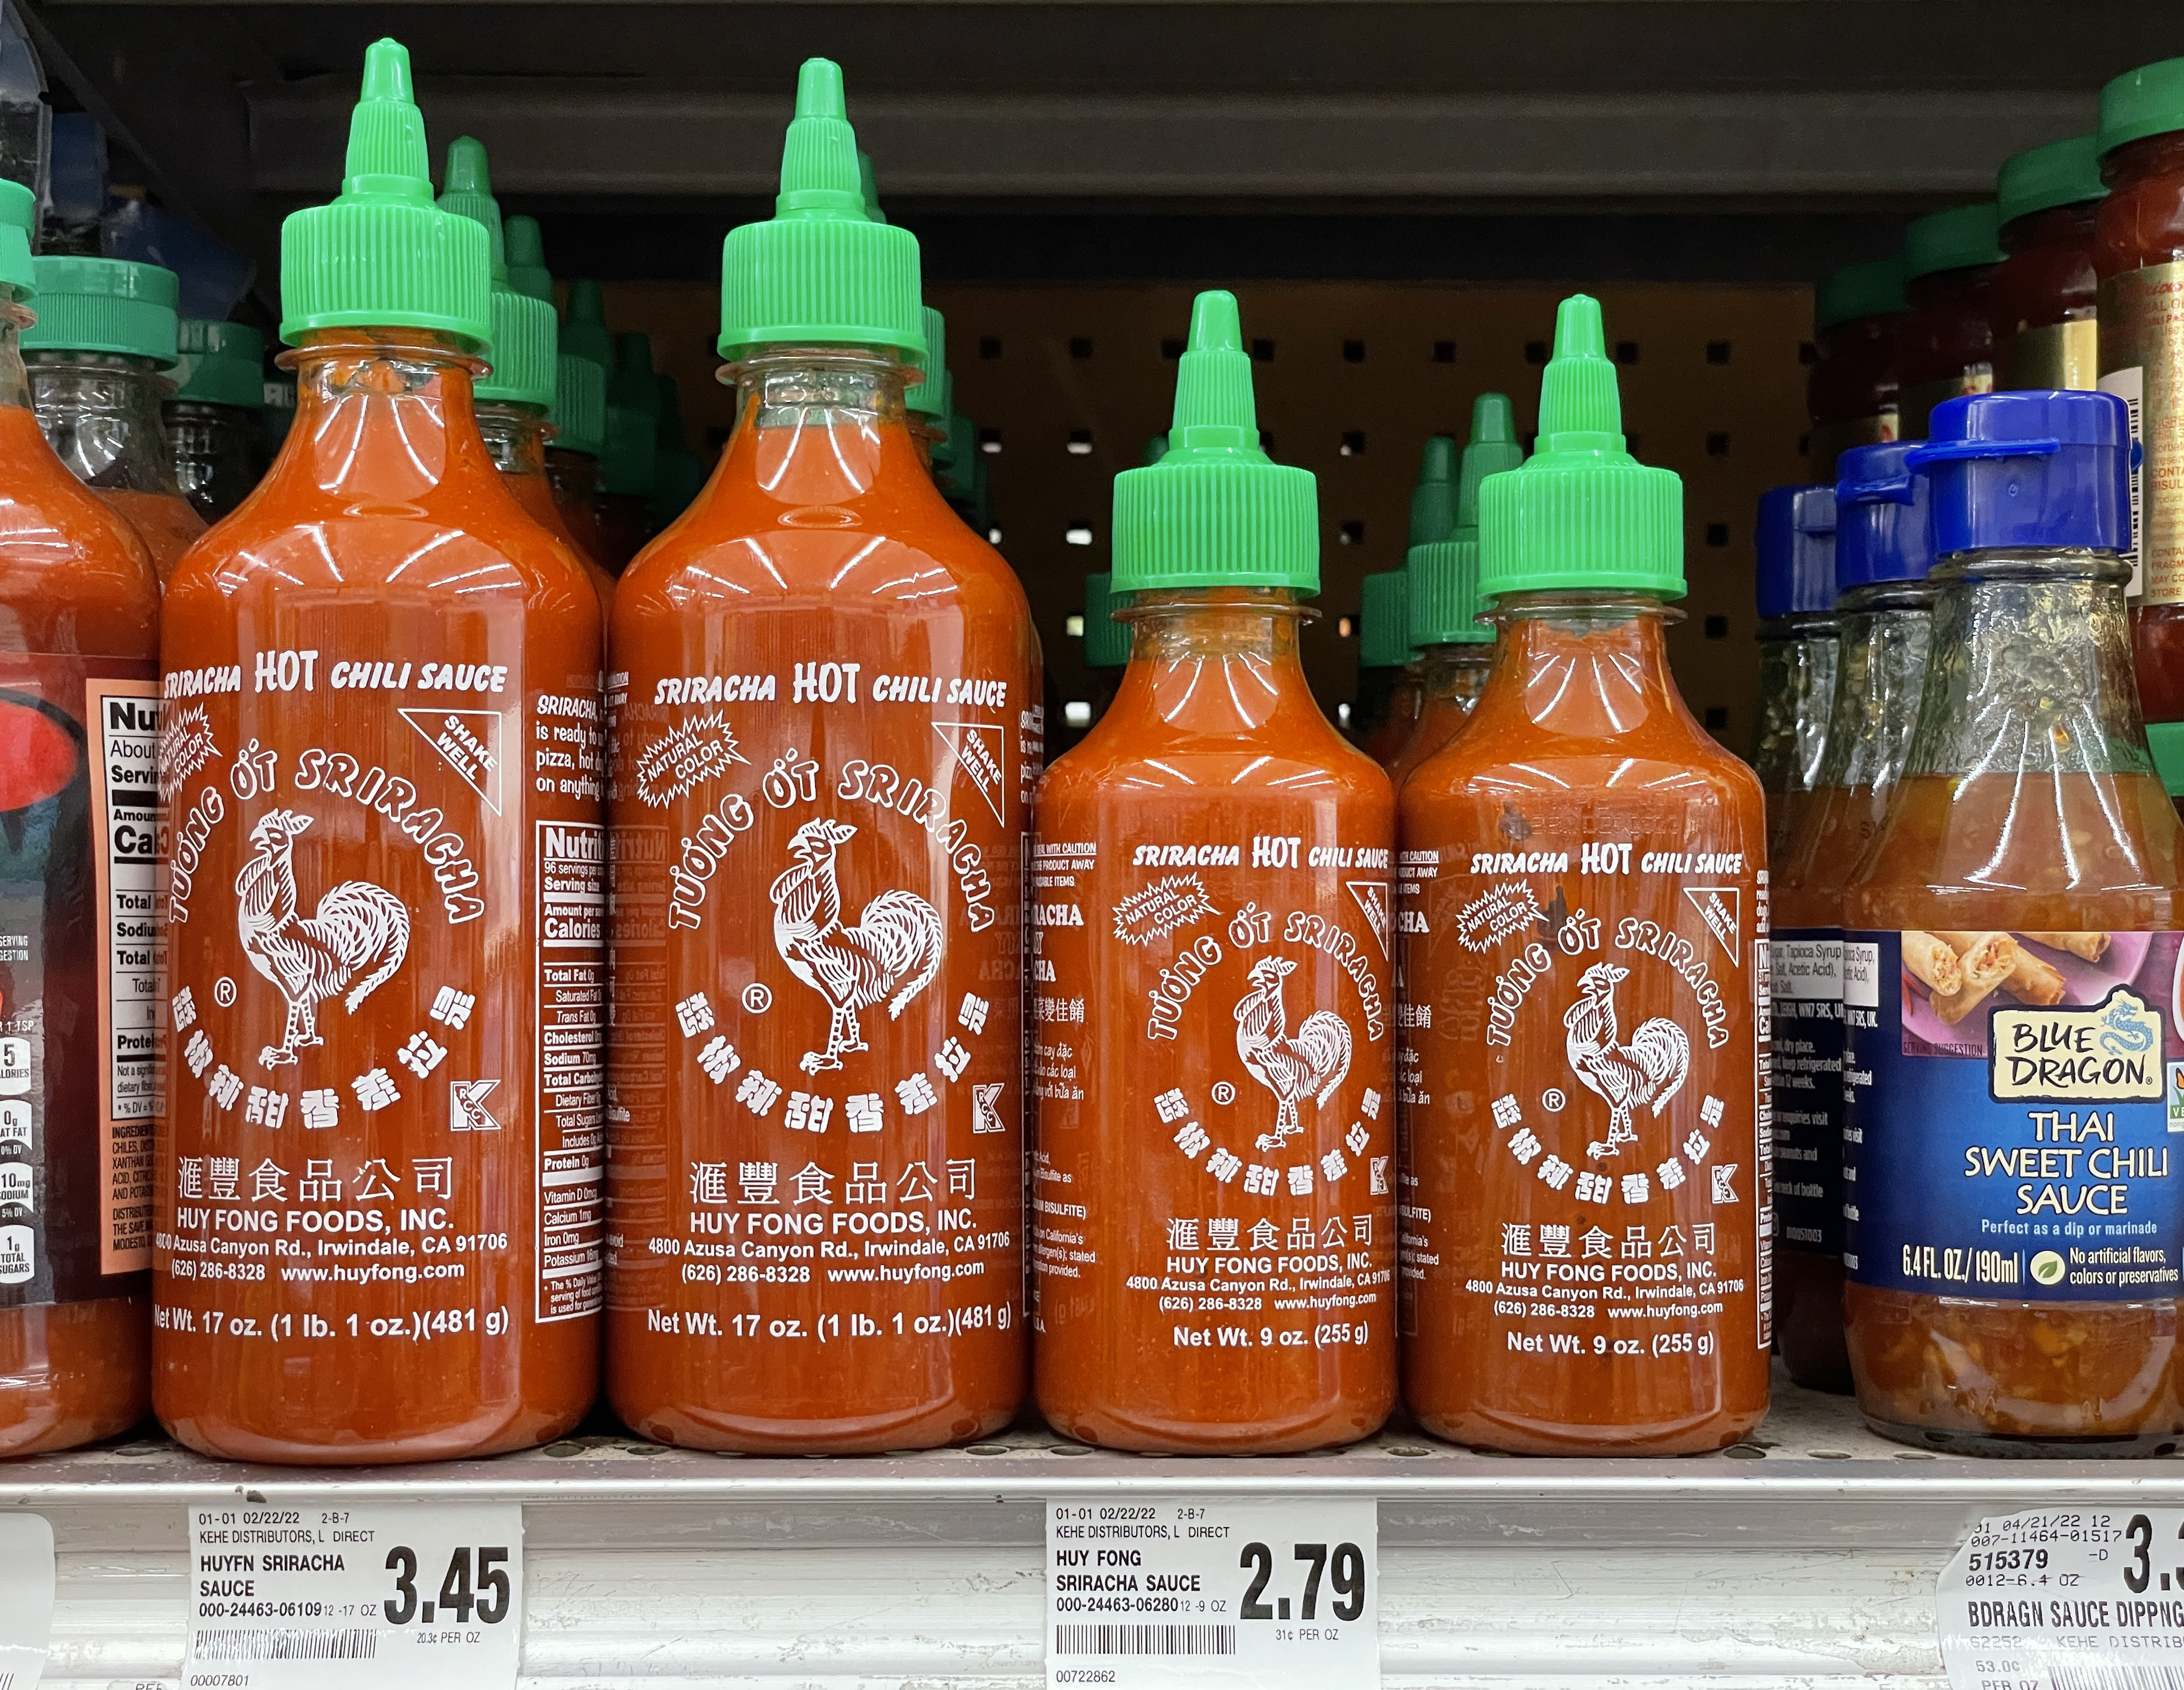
top-left (718, 60), bottom-right (925, 361)
top-left (0, 179), bottom-right (34, 298)
top-left (1902, 202), bottom-right (2004, 282)
top-left (561, 279), bottom-right (612, 371)
top-left (504, 215), bottom-right (553, 304)
top-left (602, 331), bottom-right (658, 494)
top-left (908, 305), bottom-right (945, 417)
top-left (1478, 295), bottom-right (1682, 601)
top-left (552, 350), bottom-right (604, 456)
top-left (1814, 256), bottom-right (1909, 334)
top-left (1359, 570), bottom-right (1415, 668)
top-left (1997, 133), bottom-right (2108, 228)
top-left (1082, 571), bottom-right (1132, 668)
top-left (1409, 392), bottom-right (1520, 646)
top-left (22, 257), bottom-right (180, 365)
top-left (278, 40), bottom-right (491, 350)
top-left (2100, 57), bottom-right (2184, 158)
top-left (2149, 720), bottom-right (2184, 798)
top-left (1406, 435), bottom-right (1459, 547)
top-left (1111, 290), bottom-right (1318, 594)
top-left (437, 137), bottom-right (555, 410)
top-left (173, 319), bottom-right (267, 407)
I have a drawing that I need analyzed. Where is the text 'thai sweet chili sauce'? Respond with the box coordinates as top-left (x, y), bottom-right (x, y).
top-left (1751, 484), bottom-right (1838, 866)
top-left (1898, 204), bottom-right (2004, 443)
top-left (1842, 389), bottom-right (2184, 1455)
top-left (23, 256), bottom-right (206, 586)
top-left (154, 40), bottom-right (606, 1463)
top-left (1807, 257), bottom-right (1907, 486)
top-left (604, 61), bottom-right (1036, 1452)
top-left (1384, 396), bottom-right (1522, 791)
top-left (1358, 568), bottom-right (1421, 765)
top-left (1992, 135), bottom-right (2106, 392)
top-left (0, 177), bottom-right (161, 1456)
top-left (1032, 290), bottom-right (1396, 1451)
top-left (1399, 297), bottom-right (1770, 1455)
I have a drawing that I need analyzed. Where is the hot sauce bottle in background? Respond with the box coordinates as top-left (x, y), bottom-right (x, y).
top-left (595, 333), bottom-right (659, 571)
top-left (1991, 135), bottom-right (2105, 392)
top-left (1897, 203), bottom-right (2004, 443)
top-left (23, 256), bottom-right (206, 585)
top-left (1770, 442), bottom-right (1936, 1395)
top-left (604, 59), bottom-right (1037, 1453)
top-left (2095, 59), bottom-right (2184, 813)
top-left (548, 349), bottom-right (610, 572)
top-left (1358, 568), bottom-right (1420, 764)
top-left (154, 39), bottom-right (605, 1463)
top-left (0, 178), bottom-right (160, 1456)
top-left (1398, 296), bottom-right (1768, 1455)
top-left (165, 319), bottom-right (266, 526)
top-left (1807, 257), bottom-right (1906, 485)
top-left (1076, 570), bottom-right (1130, 737)
top-left (1750, 483), bottom-right (1838, 863)
top-left (1843, 390), bottom-right (2184, 1455)
top-left (1032, 289), bottom-right (1396, 1452)
top-left (1384, 394), bottom-right (1523, 789)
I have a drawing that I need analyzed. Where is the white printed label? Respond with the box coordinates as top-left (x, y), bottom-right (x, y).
top-left (2102, 364), bottom-right (2146, 599)
top-left (1842, 941), bottom-right (1882, 1010)
top-left (1937, 1507), bottom-right (2184, 1690)
top-left (0, 1511), bottom-right (54, 1689)
top-left (185, 1501), bottom-right (522, 1690)
top-left (1770, 935), bottom-right (1842, 1001)
top-left (1046, 1496), bottom-right (1377, 1690)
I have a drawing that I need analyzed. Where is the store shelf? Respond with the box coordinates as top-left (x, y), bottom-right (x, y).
top-left (9, 1374), bottom-right (2177, 1687)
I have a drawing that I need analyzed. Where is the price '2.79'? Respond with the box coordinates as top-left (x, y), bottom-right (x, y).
top-left (1238, 1541), bottom-right (1367, 1622)
top-left (385, 1546), bottom-right (513, 1625)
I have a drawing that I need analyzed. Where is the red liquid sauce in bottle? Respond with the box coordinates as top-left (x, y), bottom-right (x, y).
top-left (1991, 135), bottom-right (2105, 391)
top-left (0, 179), bottom-right (161, 1456)
top-left (2094, 61), bottom-right (2184, 810)
top-left (1033, 291), bottom-right (1395, 1452)
top-left (1898, 204), bottom-right (2003, 442)
top-left (24, 256), bottom-right (206, 585)
top-left (1807, 258), bottom-right (1906, 484)
top-left (167, 319), bottom-right (267, 526)
top-left (1399, 298), bottom-right (1768, 1454)
top-left (604, 61), bottom-right (1036, 1452)
top-left (154, 42), bottom-right (604, 1463)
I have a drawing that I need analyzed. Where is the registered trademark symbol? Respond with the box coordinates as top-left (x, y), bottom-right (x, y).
top-left (742, 983), bottom-right (772, 1014)
top-left (1211, 1081), bottom-right (1236, 1106)
top-left (1541, 1088), bottom-right (1566, 1113)
top-left (213, 977), bottom-right (238, 1008)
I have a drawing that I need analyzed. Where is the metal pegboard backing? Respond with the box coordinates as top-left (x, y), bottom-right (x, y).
top-left (592, 281), bottom-right (1811, 748)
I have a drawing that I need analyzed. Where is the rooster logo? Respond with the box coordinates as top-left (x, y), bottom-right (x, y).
top-left (769, 818), bottom-right (945, 1075)
top-left (1563, 962), bottom-right (1690, 1160)
top-left (1234, 955), bottom-right (1354, 1152)
top-left (235, 809), bottom-right (412, 1069)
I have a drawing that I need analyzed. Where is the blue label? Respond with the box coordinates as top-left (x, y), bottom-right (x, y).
top-left (1844, 929), bottom-right (2184, 1300)
top-left (1769, 926), bottom-right (1843, 1254)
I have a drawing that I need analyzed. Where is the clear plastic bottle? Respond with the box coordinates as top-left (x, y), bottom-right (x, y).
top-left (1898, 203), bottom-right (2003, 440)
top-left (1751, 484), bottom-right (1838, 862)
top-left (165, 318), bottom-right (264, 523)
top-left (1842, 388), bottom-right (2184, 1454)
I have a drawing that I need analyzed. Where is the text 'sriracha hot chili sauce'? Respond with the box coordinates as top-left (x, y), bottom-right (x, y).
top-left (1843, 390), bottom-right (2184, 1455)
top-left (1385, 396), bottom-right (1522, 790)
top-left (1770, 443), bottom-right (1936, 1396)
top-left (1807, 257), bottom-right (1907, 485)
top-left (1031, 290), bottom-right (1395, 1452)
top-left (1751, 485), bottom-right (1838, 865)
top-left (1899, 204), bottom-right (2004, 442)
top-left (0, 177), bottom-right (161, 1456)
top-left (153, 39), bottom-right (605, 1463)
top-left (2095, 59), bottom-right (2184, 812)
top-left (604, 60), bottom-right (1037, 1452)
top-left (1358, 569), bottom-right (1421, 765)
top-left (166, 319), bottom-right (266, 526)
top-left (23, 256), bottom-right (207, 586)
top-left (1399, 297), bottom-right (1769, 1455)
top-left (1992, 135), bottom-right (2106, 392)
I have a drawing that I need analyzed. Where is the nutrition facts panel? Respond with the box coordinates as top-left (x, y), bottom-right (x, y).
top-left (92, 679), bottom-right (159, 1275)
top-left (536, 819), bottom-right (606, 1321)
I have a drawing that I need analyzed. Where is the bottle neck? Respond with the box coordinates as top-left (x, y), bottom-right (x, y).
top-left (1479, 591), bottom-right (1686, 740)
top-left (1816, 583), bottom-right (1933, 792)
top-left (26, 349), bottom-right (182, 496)
top-left (545, 445), bottom-right (599, 503)
top-left (270, 328), bottom-right (494, 504)
top-left (717, 345), bottom-right (925, 508)
top-left (1108, 587), bottom-right (1321, 738)
top-left (477, 401), bottom-right (552, 481)
top-left (0, 295), bottom-right (33, 413)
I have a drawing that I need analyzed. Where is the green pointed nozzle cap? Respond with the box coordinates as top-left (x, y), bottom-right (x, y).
top-left (718, 59), bottom-right (924, 361)
top-left (1111, 290), bottom-right (1317, 593)
top-left (908, 305), bottom-right (946, 417)
top-left (438, 137), bottom-right (504, 277)
top-left (551, 350), bottom-right (604, 457)
top-left (435, 136), bottom-right (553, 410)
top-left (0, 180), bottom-right (34, 298)
top-left (1359, 571), bottom-right (1415, 668)
top-left (561, 279), bottom-right (612, 370)
top-left (1406, 435), bottom-right (1459, 546)
top-left (504, 215), bottom-right (553, 303)
top-left (1410, 393), bottom-right (1521, 646)
top-left (278, 39), bottom-right (490, 349)
top-left (1479, 296), bottom-right (1680, 601)
top-left (1083, 571), bottom-right (1133, 668)
top-left (602, 331), bottom-right (658, 493)
top-left (858, 150), bottom-right (887, 223)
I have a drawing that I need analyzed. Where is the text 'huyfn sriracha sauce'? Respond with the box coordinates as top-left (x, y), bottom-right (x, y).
top-left (1032, 290), bottom-right (1398, 1452)
top-left (603, 59), bottom-right (1039, 1452)
top-left (0, 175), bottom-right (161, 1457)
top-left (153, 39), bottom-right (606, 1464)
top-left (1398, 295), bottom-right (1770, 1455)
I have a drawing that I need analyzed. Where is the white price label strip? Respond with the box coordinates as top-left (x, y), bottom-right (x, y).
top-left (1938, 1507), bottom-right (2184, 1690)
top-left (1046, 1496), bottom-right (1378, 1690)
top-left (183, 1501), bottom-right (522, 1690)
top-left (0, 1512), bottom-right (55, 1690)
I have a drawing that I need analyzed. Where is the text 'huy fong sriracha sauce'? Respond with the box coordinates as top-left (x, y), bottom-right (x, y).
top-left (604, 60), bottom-right (1038, 1452)
top-left (1032, 290), bottom-right (1398, 1452)
top-left (1398, 296), bottom-right (1770, 1455)
top-left (154, 40), bottom-right (606, 1463)
top-left (0, 177), bottom-right (161, 1456)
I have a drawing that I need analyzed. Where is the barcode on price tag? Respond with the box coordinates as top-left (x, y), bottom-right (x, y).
top-left (1045, 1496), bottom-right (1377, 1689)
top-left (0, 1512), bottom-right (54, 1690)
top-left (1938, 1507), bottom-right (2184, 1690)
top-left (183, 1501), bottom-right (522, 1690)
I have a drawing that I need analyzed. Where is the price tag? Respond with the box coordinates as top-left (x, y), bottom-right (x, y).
top-left (1938, 1506), bottom-right (2184, 1689)
top-left (0, 1511), bottom-right (55, 1689)
top-left (1046, 1496), bottom-right (1377, 1689)
top-left (183, 1501), bottom-right (522, 1690)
